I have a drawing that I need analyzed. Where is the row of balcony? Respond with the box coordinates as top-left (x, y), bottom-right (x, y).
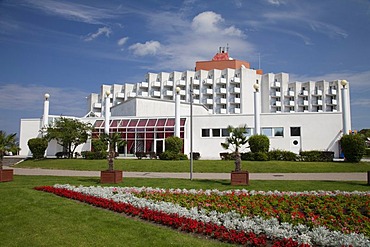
top-left (149, 77), bottom-right (241, 87)
top-left (272, 99), bottom-right (337, 107)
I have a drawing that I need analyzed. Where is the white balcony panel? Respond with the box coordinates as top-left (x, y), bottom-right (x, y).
top-left (272, 81), bottom-right (281, 87)
top-left (193, 89), bottom-right (200, 95)
top-left (206, 98), bottom-right (213, 104)
top-left (220, 108), bottom-right (227, 114)
top-left (317, 99), bottom-right (323, 105)
top-left (140, 92), bottom-right (149, 97)
top-left (330, 89), bottom-right (337, 95)
top-left (128, 92), bottom-right (136, 97)
top-left (232, 87), bottom-right (241, 93)
top-left (231, 77), bottom-right (240, 83)
top-left (274, 91), bottom-right (281, 97)
top-left (219, 98), bottom-right (227, 104)
top-left (151, 81), bottom-right (161, 87)
top-left (332, 99), bottom-right (337, 105)
top-left (152, 91), bottom-right (161, 97)
top-left (314, 90), bottom-right (323, 95)
top-left (287, 91), bottom-right (295, 96)
top-left (180, 90), bottom-right (186, 96)
top-left (205, 88), bottom-right (213, 94)
top-left (193, 99), bottom-right (200, 104)
top-left (303, 100), bottom-right (308, 106)
top-left (140, 82), bottom-right (149, 88)
top-left (274, 101), bottom-right (281, 107)
top-left (116, 92), bottom-right (125, 98)
top-left (165, 90), bottom-right (173, 96)
top-left (218, 78), bottom-right (226, 84)
top-left (164, 80), bottom-right (173, 86)
top-left (93, 102), bottom-right (102, 108)
top-left (233, 108), bottom-right (241, 114)
top-left (218, 88), bottom-right (227, 94)
top-left (232, 97), bottom-right (241, 104)
top-left (193, 79), bottom-right (200, 85)
top-left (204, 79), bottom-right (213, 85)
top-left (177, 80), bottom-right (186, 86)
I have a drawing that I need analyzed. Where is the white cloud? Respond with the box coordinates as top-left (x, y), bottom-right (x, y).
top-left (266, 0), bottom-right (286, 6)
top-left (129, 41), bottom-right (161, 56)
top-left (117, 36), bottom-right (129, 46)
top-left (84, 27), bottom-right (112, 41)
top-left (191, 11), bottom-right (224, 33)
top-left (22, 0), bottom-right (117, 25)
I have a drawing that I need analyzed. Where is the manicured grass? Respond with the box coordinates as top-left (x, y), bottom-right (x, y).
top-left (1, 176), bottom-right (369, 246)
top-left (16, 158), bottom-right (370, 173)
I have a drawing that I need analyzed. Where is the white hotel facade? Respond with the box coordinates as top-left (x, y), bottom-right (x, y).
top-left (19, 50), bottom-right (351, 159)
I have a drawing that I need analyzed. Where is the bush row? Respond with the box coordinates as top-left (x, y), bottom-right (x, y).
top-left (221, 150), bottom-right (335, 162)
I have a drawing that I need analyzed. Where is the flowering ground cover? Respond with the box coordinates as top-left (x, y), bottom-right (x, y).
top-left (35, 185), bottom-right (370, 247)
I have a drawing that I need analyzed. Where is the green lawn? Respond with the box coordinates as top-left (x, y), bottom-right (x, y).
top-left (16, 158), bottom-right (370, 173)
top-left (1, 175), bottom-right (369, 246)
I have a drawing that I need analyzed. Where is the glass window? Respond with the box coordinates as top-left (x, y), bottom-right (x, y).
top-left (245, 128), bottom-right (253, 136)
top-left (262, 128), bottom-right (273, 137)
top-left (290, 127), bottom-right (301, 136)
top-left (274, 127), bottom-right (284, 137)
top-left (221, 128), bottom-right (229, 137)
top-left (212, 129), bottom-right (221, 137)
top-left (202, 129), bottom-right (210, 137)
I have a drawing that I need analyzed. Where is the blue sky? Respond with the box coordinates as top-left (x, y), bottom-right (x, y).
top-left (1, 0), bottom-right (370, 137)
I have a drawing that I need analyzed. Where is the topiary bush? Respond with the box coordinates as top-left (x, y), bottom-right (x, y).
top-left (340, 134), bottom-right (366, 163)
top-left (27, 138), bottom-right (48, 159)
top-left (248, 135), bottom-right (269, 153)
top-left (159, 136), bottom-right (187, 160)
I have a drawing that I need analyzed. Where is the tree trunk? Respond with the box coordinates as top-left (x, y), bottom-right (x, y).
top-left (108, 150), bottom-right (114, 171)
top-left (234, 151), bottom-right (241, 172)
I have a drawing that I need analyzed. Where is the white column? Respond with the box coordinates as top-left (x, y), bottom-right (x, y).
top-left (340, 80), bottom-right (351, 134)
top-left (43, 93), bottom-right (50, 128)
top-left (253, 84), bottom-right (261, 135)
top-left (104, 91), bottom-right (111, 135)
top-left (175, 87), bottom-right (181, 137)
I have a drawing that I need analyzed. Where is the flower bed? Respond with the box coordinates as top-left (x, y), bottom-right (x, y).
top-left (34, 185), bottom-right (370, 246)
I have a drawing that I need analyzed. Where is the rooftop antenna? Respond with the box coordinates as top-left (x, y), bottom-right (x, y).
top-left (226, 43), bottom-right (229, 53)
top-left (258, 53), bottom-right (261, 69)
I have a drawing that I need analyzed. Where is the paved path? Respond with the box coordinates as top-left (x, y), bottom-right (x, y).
top-left (11, 168), bottom-right (368, 181)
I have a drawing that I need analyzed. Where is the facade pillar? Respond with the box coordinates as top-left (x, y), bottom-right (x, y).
top-left (43, 93), bottom-right (50, 129)
top-left (104, 91), bottom-right (111, 135)
top-left (340, 80), bottom-right (351, 135)
top-left (253, 84), bottom-right (261, 135)
top-left (175, 87), bottom-right (181, 137)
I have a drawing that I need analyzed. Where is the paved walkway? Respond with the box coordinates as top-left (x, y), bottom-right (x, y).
top-left (11, 167), bottom-right (368, 181)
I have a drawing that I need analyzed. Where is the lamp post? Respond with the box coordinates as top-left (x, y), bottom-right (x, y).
top-left (340, 80), bottom-right (350, 135)
top-left (189, 78), bottom-right (194, 180)
top-left (175, 87), bottom-right (181, 137)
top-left (104, 91), bottom-right (111, 135)
top-left (253, 83), bottom-right (261, 135)
top-left (43, 93), bottom-right (50, 129)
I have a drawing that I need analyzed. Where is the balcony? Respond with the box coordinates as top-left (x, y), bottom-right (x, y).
top-left (164, 80), bottom-right (173, 86)
top-left (93, 102), bottom-right (102, 108)
top-left (220, 108), bottom-right (227, 114)
top-left (140, 91), bottom-right (149, 97)
top-left (152, 91), bottom-right (161, 97)
top-left (300, 90), bottom-right (308, 96)
top-left (128, 92), bottom-right (136, 97)
top-left (218, 88), bottom-right (227, 94)
top-left (313, 89), bottom-right (323, 96)
top-left (193, 99), bottom-right (200, 104)
top-left (193, 89), bottom-right (200, 95)
top-left (140, 82), bottom-right (149, 88)
top-left (165, 90), bottom-right (173, 96)
top-left (205, 98), bottom-right (213, 104)
top-left (232, 87), bottom-right (240, 93)
top-left (285, 100), bottom-right (295, 106)
top-left (151, 81), bottom-right (161, 87)
top-left (231, 97), bottom-right (240, 104)
top-left (231, 77), bottom-right (240, 83)
top-left (179, 90), bottom-right (186, 96)
top-left (233, 108), bottom-right (241, 114)
top-left (272, 91), bottom-right (281, 97)
top-left (271, 81), bottom-right (281, 88)
top-left (204, 78), bottom-right (213, 85)
top-left (328, 89), bottom-right (337, 95)
top-left (273, 101), bottom-right (281, 107)
top-left (193, 79), bottom-right (200, 85)
top-left (177, 80), bottom-right (186, 86)
top-left (115, 92), bottom-right (125, 98)
top-left (218, 78), bottom-right (227, 84)
top-left (205, 88), bottom-right (213, 94)
top-left (332, 99), bottom-right (337, 105)
top-left (218, 98), bottom-right (227, 104)
top-left (316, 99), bottom-right (323, 105)
top-left (286, 91), bottom-right (295, 96)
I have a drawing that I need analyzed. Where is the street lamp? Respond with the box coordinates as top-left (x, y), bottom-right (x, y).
top-left (43, 93), bottom-right (50, 129)
top-left (189, 78), bottom-right (194, 180)
top-left (175, 87), bottom-right (181, 137)
top-left (104, 91), bottom-right (111, 135)
top-left (253, 83), bottom-right (261, 135)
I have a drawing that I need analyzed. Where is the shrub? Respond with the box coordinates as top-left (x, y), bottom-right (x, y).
top-left (241, 152), bottom-right (254, 161)
top-left (299, 150), bottom-right (334, 162)
top-left (165, 136), bottom-right (183, 153)
top-left (83, 151), bottom-right (107, 160)
top-left (248, 135), bottom-right (269, 153)
top-left (159, 151), bottom-right (187, 160)
top-left (253, 152), bottom-right (269, 161)
top-left (220, 152), bottom-right (233, 160)
top-left (340, 134), bottom-right (366, 163)
top-left (27, 138), bottom-right (48, 159)
top-left (268, 150), bottom-right (297, 161)
top-left (365, 148), bottom-right (370, 157)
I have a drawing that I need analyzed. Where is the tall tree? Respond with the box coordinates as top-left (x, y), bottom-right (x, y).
top-left (0, 131), bottom-right (17, 169)
top-left (45, 117), bottom-right (92, 158)
top-left (221, 125), bottom-right (248, 172)
top-left (99, 132), bottom-right (126, 171)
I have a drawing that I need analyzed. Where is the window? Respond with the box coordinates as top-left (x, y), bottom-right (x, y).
top-left (262, 127), bottom-right (284, 137)
top-left (201, 129), bottom-right (210, 137)
top-left (262, 128), bottom-right (273, 137)
top-left (212, 129), bottom-right (221, 137)
top-left (290, 127), bottom-right (301, 136)
top-left (222, 128), bottom-right (229, 137)
top-left (244, 128), bottom-right (253, 136)
top-left (274, 127), bottom-right (284, 136)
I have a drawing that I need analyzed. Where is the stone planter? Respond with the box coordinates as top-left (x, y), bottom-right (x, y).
top-left (231, 171), bottom-right (249, 185)
top-left (0, 169), bottom-right (14, 182)
top-left (100, 170), bottom-right (123, 184)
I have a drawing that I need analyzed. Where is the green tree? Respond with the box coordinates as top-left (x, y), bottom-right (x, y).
top-left (340, 134), bottom-right (366, 163)
top-left (27, 138), bottom-right (48, 159)
top-left (221, 125), bottom-right (248, 172)
top-left (45, 117), bottom-right (92, 158)
top-left (99, 133), bottom-right (126, 171)
top-left (159, 136), bottom-right (187, 160)
top-left (248, 135), bottom-right (270, 153)
top-left (0, 131), bottom-right (17, 170)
